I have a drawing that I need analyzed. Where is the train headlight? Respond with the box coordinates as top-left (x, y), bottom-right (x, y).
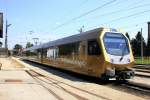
top-left (110, 59), bottom-right (114, 63)
top-left (127, 59), bottom-right (130, 63)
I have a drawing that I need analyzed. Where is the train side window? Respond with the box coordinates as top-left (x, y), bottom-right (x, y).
top-left (59, 42), bottom-right (79, 56)
top-left (88, 40), bottom-right (101, 55)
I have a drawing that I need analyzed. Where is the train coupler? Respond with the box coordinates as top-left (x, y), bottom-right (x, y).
top-left (116, 69), bottom-right (135, 80)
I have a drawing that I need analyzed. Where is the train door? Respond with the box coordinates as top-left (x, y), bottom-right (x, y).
top-left (87, 39), bottom-right (102, 75)
top-left (79, 41), bottom-right (87, 56)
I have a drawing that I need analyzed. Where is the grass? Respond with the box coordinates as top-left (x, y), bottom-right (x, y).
top-left (135, 57), bottom-right (150, 64)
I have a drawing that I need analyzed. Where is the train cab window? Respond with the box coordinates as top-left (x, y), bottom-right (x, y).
top-left (88, 40), bottom-right (101, 55)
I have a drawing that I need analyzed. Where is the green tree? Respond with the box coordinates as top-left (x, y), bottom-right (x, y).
top-left (13, 44), bottom-right (23, 55)
top-left (131, 31), bottom-right (146, 56)
top-left (14, 44), bottom-right (22, 50)
top-left (131, 38), bottom-right (137, 55)
top-left (26, 42), bottom-right (33, 48)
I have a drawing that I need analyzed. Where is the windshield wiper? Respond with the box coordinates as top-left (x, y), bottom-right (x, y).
top-left (120, 44), bottom-right (126, 61)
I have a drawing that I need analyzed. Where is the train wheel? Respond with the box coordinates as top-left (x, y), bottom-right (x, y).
top-left (100, 76), bottom-right (109, 82)
top-left (116, 77), bottom-right (121, 80)
top-left (116, 76), bottom-right (126, 82)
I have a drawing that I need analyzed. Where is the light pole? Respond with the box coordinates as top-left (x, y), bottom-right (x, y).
top-left (25, 31), bottom-right (33, 45)
top-left (32, 37), bottom-right (39, 45)
top-left (78, 25), bottom-right (84, 33)
top-left (5, 19), bottom-right (11, 55)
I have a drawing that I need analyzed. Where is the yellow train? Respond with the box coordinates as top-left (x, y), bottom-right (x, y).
top-left (23, 27), bottom-right (135, 80)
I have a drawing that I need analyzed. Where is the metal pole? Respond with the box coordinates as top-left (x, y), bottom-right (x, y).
top-left (32, 38), bottom-right (39, 45)
top-left (141, 28), bottom-right (143, 64)
top-left (5, 20), bottom-right (11, 56)
top-left (78, 25), bottom-right (84, 33)
top-left (5, 20), bottom-right (8, 56)
top-left (5, 20), bottom-right (7, 49)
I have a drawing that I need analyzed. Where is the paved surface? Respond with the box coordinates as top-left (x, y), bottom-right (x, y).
top-left (0, 57), bottom-right (56, 100)
top-left (0, 57), bottom-right (24, 70)
top-left (0, 71), bottom-right (57, 100)
top-left (0, 57), bottom-right (147, 100)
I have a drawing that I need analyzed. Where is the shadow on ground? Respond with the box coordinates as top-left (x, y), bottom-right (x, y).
top-left (22, 60), bottom-right (119, 85)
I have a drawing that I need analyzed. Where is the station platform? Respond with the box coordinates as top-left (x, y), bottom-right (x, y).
top-left (0, 71), bottom-right (56, 100)
top-left (0, 57), bottom-right (147, 100)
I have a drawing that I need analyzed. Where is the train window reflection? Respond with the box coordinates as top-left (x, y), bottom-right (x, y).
top-left (88, 40), bottom-right (101, 55)
top-left (59, 42), bottom-right (79, 56)
top-left (104, 32), bottom-right (129, 56)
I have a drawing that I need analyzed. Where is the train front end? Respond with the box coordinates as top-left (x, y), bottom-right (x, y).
top-left (100, 29), bottom-right (134, 80)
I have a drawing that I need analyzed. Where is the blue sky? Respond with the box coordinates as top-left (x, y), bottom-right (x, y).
top-left (0, 0), bottom-right (150, 49)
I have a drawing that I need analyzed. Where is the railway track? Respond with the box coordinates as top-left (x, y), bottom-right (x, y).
top-left (26, 69), bottom-right (150, 100)
top-left (134, 64), bottom-right (150, 70)
top-left (133, 64), bottom-right (150, 79)
top-left (23, 61), bottom-right (150, 99)
top-left (117, 80), bottom-right (150, 92)
top-left (26, 69), bottom-right (111, 100)
top-left (134, 69), bottom-right (150, 73)
top-left (108, 79), bottom-right (150, 99)
top-left (135, 71), bottom-right (150, 78)
top-left (109, 65), bottom-right (150, 99)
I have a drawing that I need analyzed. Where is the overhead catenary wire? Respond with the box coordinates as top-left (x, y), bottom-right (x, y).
top-left (121, 21), bottom-right (147, 29)
top-left (53, 0), bottom-right (117, 30)
top-left (125, 21), bottom-right (148, 34)
top-left (77, 0), bottom-right (89, 8)
top-left (60, 0), bottom-right (89, 20)
top-left (50, 0), bottom-right (149, 40)
top-left (52, 0), bottom-right (149, 31)
top-left (103, 9), bottom-right (150, 24)
top-left (90, 3), bottom-right (150, 19)
top-left (126, 27), bottom-right (142, 33)
top-left (86, 9), bottom-right (150, 30)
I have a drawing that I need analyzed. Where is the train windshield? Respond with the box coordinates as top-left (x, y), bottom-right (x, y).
top-left (103, 32), bottom-right (129, 56)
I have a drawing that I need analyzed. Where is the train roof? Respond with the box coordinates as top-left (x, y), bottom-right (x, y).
top-left (43, 27), bottom-right (104, 48)
top-left (24, 44), bottom-right (43, 51)
top-left (25, 27), bottom-right (117, 51)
